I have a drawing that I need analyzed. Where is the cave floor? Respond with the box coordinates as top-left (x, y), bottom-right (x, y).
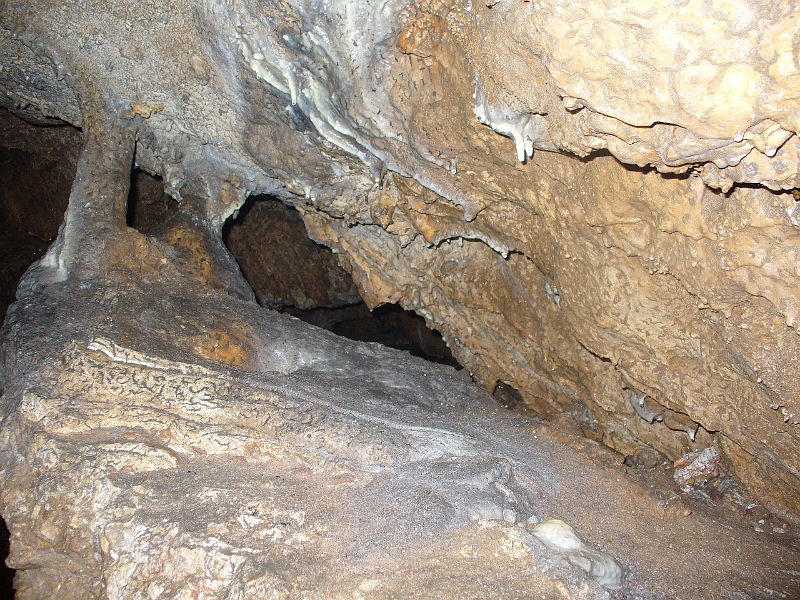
top-left (0, 276), bottom-right (798, 599)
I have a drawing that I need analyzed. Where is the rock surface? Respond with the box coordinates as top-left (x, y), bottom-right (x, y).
top-left (2, 239), bottom-right (799, 598)
top-left (1, 0), bottom-right (800, 586)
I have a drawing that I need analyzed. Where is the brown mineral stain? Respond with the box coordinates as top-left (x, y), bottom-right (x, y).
top-left (397, 9), bottom-right (444, 58)
top-left (123, 103), bottom-right (165, 119)
top-left (193, 326), bottom-right (253, 369)
top-left (105, 231), bottom-right (170, 277)
top-left (166, 223), bottom-right (213, 284)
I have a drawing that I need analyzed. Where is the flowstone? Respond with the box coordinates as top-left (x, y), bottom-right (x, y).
top-left (1, 273), bottom-right (605, 598)
top-left (2, 0), bottom-right (800, 524)
top-left (2, 0), bottom-right (800, 595)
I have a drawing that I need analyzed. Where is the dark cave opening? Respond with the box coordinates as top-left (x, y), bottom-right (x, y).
top-left (123, 166), bottom-right (463, 370)
top-left (0, 110), bottom-right (468, 597)
top-left (223, 194), bottom-right (463, 369)
top-left (0, 110), bottom-right (78, 322)
top-left (283, 303), bottom-right (462, 369)
top-left (125, 168), bottom-right (178, 233)
top-left (0, 106), bottom-right (463, 369)
top-left (0, 147), bottom-right (55, 321)
top-left (0, 518), bottom-right (12, 600)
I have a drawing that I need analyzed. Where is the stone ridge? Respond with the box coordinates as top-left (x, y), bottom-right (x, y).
top-left (1, 274), bottom-right (798, 597)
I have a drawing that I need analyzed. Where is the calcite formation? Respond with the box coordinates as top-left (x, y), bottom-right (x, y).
top-left (2, 201), bottom-right (799, 597)
top-left (1, 0), bottom-right (800, 594)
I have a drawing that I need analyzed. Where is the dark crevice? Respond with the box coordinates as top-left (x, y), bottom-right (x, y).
top-left (0, 517), bottom-right (14, 599)
top-left (285, 303), bottom-right (462, 369)
top-left (125, 169), bottom-right (179, 234)
top-left (0, 110), bottom-right (79, 323)
top-left (492, 381), bottom-right (524, 409)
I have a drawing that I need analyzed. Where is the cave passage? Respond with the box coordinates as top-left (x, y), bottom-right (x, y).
top-left (3, 0), bottom-right (800, 593)
top-left (1, 96), bottom-right (798, 597)
top-left (0, 113), bottom-right (460, 600)
top-left (0, 120), bottom-right (75, 321)
top-left (0, 107), bottom-right (462, 369)
top-left (223, 194), bottom-right (463, 369)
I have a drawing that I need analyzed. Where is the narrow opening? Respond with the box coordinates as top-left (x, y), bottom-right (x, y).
top-left (0, 108), bottom-right (80, 323)
top-left (0, 517), bottom-right (13, 598)
top-left (224, 194), bottom-right (461, 368)
top-left (285, 303), bottom-right (462, 369)
top-left (125, 169), bottom-right (179, 234)
top-left (493, 381), bottom-right (524, 409)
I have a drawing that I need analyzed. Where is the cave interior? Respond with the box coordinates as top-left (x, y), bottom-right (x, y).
top-left (1, 1), bottom-right (800, 598)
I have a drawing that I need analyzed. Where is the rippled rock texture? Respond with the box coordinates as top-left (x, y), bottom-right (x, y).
top-left (1, 0), bottom-right (799, 563)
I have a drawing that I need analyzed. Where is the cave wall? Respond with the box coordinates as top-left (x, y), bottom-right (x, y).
top-left (1, 0), bottom-right (799, 522)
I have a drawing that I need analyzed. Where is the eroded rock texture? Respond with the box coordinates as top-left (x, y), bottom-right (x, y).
top-left (1, 171), bottom-right (798, 596)
top-left (1, 0), bottom-right (800, 590)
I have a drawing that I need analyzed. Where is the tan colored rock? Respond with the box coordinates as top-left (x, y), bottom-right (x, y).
top-left (302, 151), bottom-right (800, 523)
top-left (2, 256), bottom-right (798, 598)
top-left (0, 0), bottom-right (799, 549)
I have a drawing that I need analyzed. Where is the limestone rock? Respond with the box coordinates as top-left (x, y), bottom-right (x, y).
top-left (0, 0), bottom-right (799, 560)
top-left (2, 266), bottom-right (798, 598)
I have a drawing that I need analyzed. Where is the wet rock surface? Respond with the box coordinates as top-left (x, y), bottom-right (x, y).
top-left (1, 0), bottom-right (800, 596)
